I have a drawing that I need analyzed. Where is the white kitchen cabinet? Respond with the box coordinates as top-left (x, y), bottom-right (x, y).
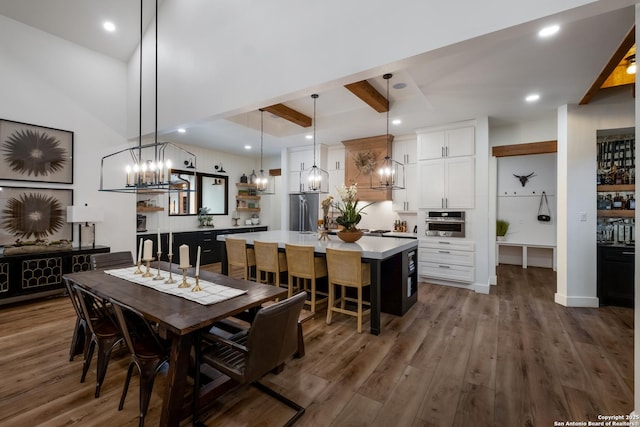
top-left (419, 239), bottom-right (475, 283)
top-left (393, 163), bottom-right (417, 212)
top-left (419, 157), bottom-right (474, 209)
top-left (327, 146), bottom-right (345, 200)
top-left (287, 144), bottom-right (328, 193)
top-left (393, 136), bottom-right (417, 165)
top-left (418, 126), bottom-right (474, 160)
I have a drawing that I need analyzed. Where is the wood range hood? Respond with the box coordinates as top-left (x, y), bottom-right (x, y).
top-left (342, 134), bottom-right (393, 202)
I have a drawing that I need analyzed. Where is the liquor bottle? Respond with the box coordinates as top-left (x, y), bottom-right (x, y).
top-left (627, 194), bottom-right (636, 210)
top-left (604, 194), bottom-right (612, 210)
top-left (613, 193), bottom-right (624, 209)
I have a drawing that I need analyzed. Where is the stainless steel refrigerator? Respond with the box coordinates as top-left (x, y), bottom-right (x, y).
top-left (289, 193), bottom-right (319, 233)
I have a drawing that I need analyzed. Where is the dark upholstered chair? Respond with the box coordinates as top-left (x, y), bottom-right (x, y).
top-left (90, 251), bottom-right (134, 270)
top-left (110, 299), bottom-right (169, 427)
top-left (199, 291), bottom-right (307, 426)
top-left (71, 280), bottom-right (123, 398)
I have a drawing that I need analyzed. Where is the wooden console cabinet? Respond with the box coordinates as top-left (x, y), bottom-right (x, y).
top-left (0, 246), bottom-right (110, 305)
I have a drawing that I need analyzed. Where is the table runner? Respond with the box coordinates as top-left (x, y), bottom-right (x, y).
top-left (105, 266), bottom-right (247, 305)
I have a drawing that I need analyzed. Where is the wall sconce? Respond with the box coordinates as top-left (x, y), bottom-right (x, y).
top-left (214, 163), bottom-right (226, 173)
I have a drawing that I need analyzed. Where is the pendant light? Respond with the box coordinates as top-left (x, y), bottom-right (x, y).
top-left (300, 94), bottom-right (329, 193)
top-left (372, 73), bottom-right (405, 190)
top-left (254, 109), bottom-right (274, 194)
top-left (99, 0), bottom-right (196, 193)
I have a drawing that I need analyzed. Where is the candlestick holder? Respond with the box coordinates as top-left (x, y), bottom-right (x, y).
top-left (192, 275), bottom-right (202, 292)
top-left (178, 266), bottom-right (191, 288)
top-left (134, 260), bottom-right (143, 274)
top-left (153, 252), bottom-right (164, 280)
top-left (164, 254), bottom-right (176, 284)
top-left (142, 258), bottom-right (154, 277)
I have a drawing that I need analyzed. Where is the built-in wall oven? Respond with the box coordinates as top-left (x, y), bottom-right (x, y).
top-left (425, 211), bottom-right (465, 237)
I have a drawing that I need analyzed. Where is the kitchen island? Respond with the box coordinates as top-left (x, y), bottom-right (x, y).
top-left (217, 230), bottom-right (418, 335)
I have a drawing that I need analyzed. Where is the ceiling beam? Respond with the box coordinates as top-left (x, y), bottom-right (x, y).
top-left (344, 80), bottom-right (389, 113)
top-left (492, 140), bottom-right (557, 157)
top-left (262, 104), bottom-right (312, 128)
top-left (580, 26), bottom-right (635, 105)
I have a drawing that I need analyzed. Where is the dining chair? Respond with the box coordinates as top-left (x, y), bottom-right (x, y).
top-left (198, 291), bottom-right (307, 426)
top-left (325, 248), bottom-right (371, 333)
top-left (226, 238), bottom-right (256, 280)
top-left (110, 298), bottom-right (169, 427)
top-left (65, 278), bottom-right (93, 362)
top-left (90, 251), bottom-right (134, 270)
top-left (254, 240), bottom-right (288, 288)
top-left (71, 280), bottom-right (123, 397)
top-left (285, 244), bottom-right (328, 314)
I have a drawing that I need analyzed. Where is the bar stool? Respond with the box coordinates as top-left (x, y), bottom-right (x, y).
top-left (254, 240), bottom-right (287, 289)
top-left (226, 238), bottom-right (256, 280)
top-left (285, 244), bottom-right (328, 314)
top-left (325, 248), bottom-right (371, 333)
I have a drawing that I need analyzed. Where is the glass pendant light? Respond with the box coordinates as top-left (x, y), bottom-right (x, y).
top-left (255, 109), bottom-right (274, 194)
top-left (99, 0), bottom-right (196, 194)
top-left (300, 94), bottom-right (329, 193)
top-left (372, 73), bottom-right (405, 190)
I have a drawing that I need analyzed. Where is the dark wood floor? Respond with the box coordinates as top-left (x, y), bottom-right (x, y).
top-left (0, 264), bottom-right (633, 426)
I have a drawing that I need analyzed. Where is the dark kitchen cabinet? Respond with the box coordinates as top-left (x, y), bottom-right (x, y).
top-left (137, 227), bottom-right (268, 266)
top-left (597, 245), bottom-right (634, 308)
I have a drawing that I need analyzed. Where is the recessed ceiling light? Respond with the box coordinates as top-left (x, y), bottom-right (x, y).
top-left (393, 82), bottom-right (407, 90)
top-left (392, 119), bottom-right (402, 125)
top-left (538, 25), bottom-right (560, 38)
top-left (525, 93), bottom-right (540, 102)
top-left (305, 135), bottom-right (313, 140)
top-left (244, 145), bottom-right (252, 150)
top-left (103, 21), bottom-right (116, 32)
top-left (177, 128), bottom-right (186, 133)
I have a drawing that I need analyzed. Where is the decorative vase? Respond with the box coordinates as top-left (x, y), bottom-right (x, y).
top-left (337, 229), bottom-right (364, 243)
top-left (497, 235), bottom-right (506, 241)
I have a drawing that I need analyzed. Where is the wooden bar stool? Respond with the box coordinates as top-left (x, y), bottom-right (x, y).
top-left (254, 240), bottom-right (287, 289)
top-left (225, 238), bottom-right (256, 280)
top-left (285, 244), bottom-right (328, 314)
top-left (325, 248), bottom-right (371, 333)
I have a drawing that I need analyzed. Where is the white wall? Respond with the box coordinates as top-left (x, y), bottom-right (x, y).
top-left (557, 94), bottom-right (634, 307)
top-left (139, 148), bottom-right (286, 234)
top-left (497, 153), bottom-right (557, 246)
top-left (0, 15), bottom-right (134, 253)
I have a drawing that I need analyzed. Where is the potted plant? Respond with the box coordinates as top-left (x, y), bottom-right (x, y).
top-left (198, 207), bottom-right (213, 227)
top-left (496, 219), bottom-right (509, 241)
top-left (333, 184), bottom-right (374, 242)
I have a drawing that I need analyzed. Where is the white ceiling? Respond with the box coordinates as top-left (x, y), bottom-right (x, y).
top-left (0, 1), bottom-right (635, 157)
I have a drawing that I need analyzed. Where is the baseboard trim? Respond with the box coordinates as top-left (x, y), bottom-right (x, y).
top-left (554, 292), bottom-right (599, 308)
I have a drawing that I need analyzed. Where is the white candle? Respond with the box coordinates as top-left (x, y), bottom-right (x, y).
top-left (179, 244), bottom-right (189, 269)
top-left (143, 239), bottom-right (153, 261)
top-left (168, 232), bottom-right (173, 256)
top-left (195, 246), bottom-right (201, 277)
top-left (157, 229), bottom-right (161, 254)
top-left (137, 237), bottom-right (143, 263)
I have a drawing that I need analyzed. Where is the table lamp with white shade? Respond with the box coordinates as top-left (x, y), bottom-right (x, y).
top-left (66, 204), bottom-right (104, 249)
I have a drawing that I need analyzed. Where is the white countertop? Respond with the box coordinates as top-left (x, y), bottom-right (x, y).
top-left (217, 230), bottom-right (417, 260)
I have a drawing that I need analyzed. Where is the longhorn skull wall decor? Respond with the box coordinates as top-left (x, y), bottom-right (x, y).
top-left (513, 172), bottom-right (535, 187)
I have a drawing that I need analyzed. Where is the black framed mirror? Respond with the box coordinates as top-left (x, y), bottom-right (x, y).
top-left (199, 173), bottom-right (228, 215)
top-left (168, 169), bottom-right (197, 215)
top-left (168, 170), bottom-right (228, 216)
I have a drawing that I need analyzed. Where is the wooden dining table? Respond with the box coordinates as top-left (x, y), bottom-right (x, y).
top-left (64, 262), bottom-right (287, 427)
